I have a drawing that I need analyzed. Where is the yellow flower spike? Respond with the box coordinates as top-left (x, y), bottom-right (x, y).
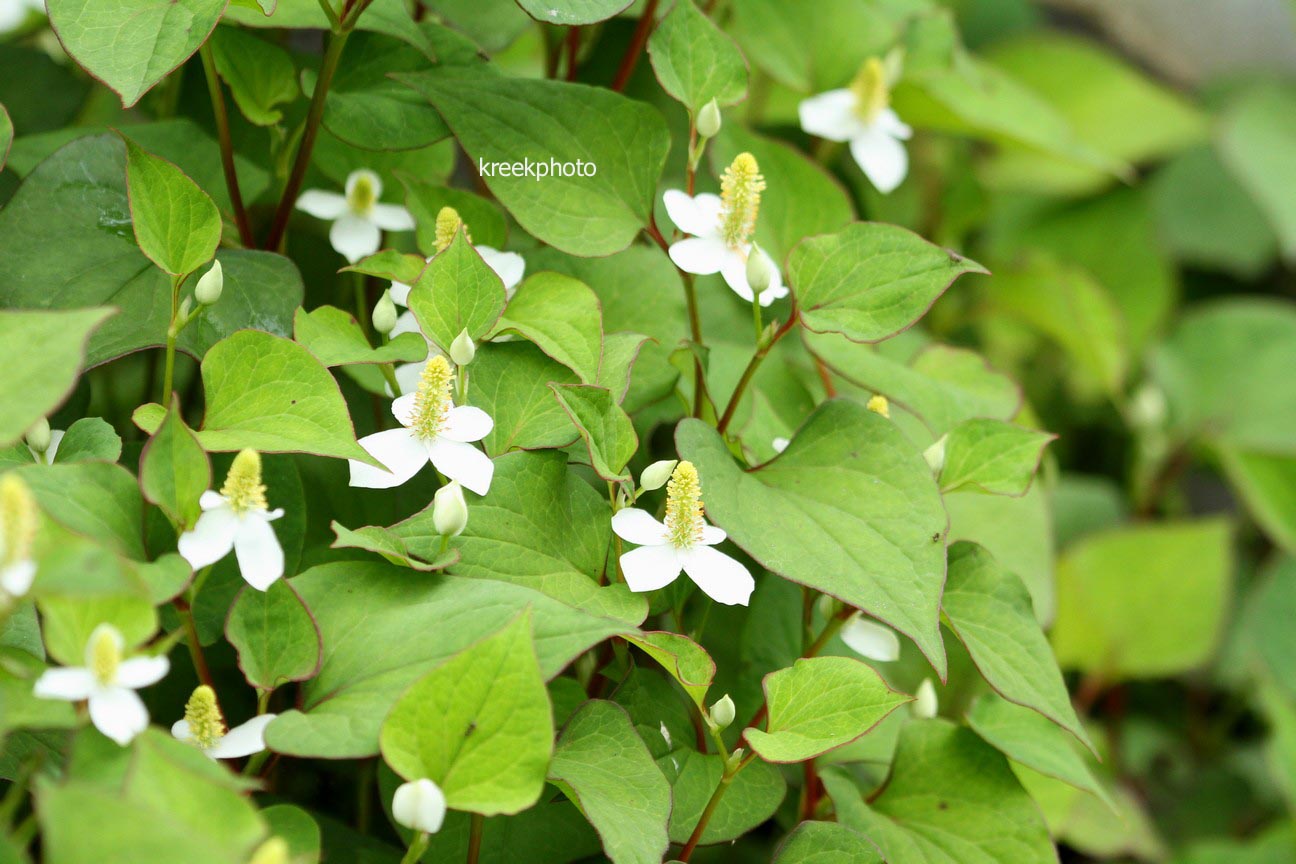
top-left (347, 171), bottom-right (378, 216)
top-left (88, 625), bottom-right (123, 686)
top-left (0, 474), bottom-right (37, 569)
top-left (410, 355), bottom-right (455, 441)
top-left (434, 206), bottom-right (471, 253)
top-left (850, 57), bottom-right (890, 123)
top-left (718, 152), bottom-right (765, 249)
top-left (664, 461), bottom-right (706, 549)
top-left (221, 449), bottom-right (269, 514)
top-left (249, 837), bottom-right (290, 864)
top-left (867, 394), bottom-right (891, 418)
top-left (183, 685), bottom-right (228, 749)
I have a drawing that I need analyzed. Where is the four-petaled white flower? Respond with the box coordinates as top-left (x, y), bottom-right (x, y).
top-left (34, 623), bottom-right (169, 745)
top-left (663, 153), bottom-right (788, 307)
top-left (611, 461), bottom-right (754, 606)
top-left (840, 614), bottom-right (901, 662)
top-left (178, 449), bottom-right (285, 591)
top-left (392, 779), bottom-right (447, 834)
top-left (171, 685), bottom-right (275, 760)
top-left (799, 57), bottom-right (912, 194)
top-left (349, 355), bottom-right (494, 495)
top-left (296, 169), bottom-right (415, 263)
top-left (0, 474), bottom-right (38, 598)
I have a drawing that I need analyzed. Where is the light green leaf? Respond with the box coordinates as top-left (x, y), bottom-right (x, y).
top-left (548, 700), bottom-right (671, 864)
top-left (328, 519), bottom-right (459, 573)
top-left (1249, 559), bottom-right (1296, 700)
top-left (47, 0), bottom-right (227, 107)
top-left (662, 749), bottom-right (786, 845)
top-left (825, 720), bottom-right (1056, 864)
top-left (51, 418), bottom-right (121, 464)
top-left (745, 656), bottom-right (909, 763)
top-left (407, 232), bottom-right (507, 353)
top-left (624, 631), bottom-right (714, 709)
top-left (550, 384), bottom-right (637, 482)
top-left (773, 821), bottom-right (883, 864)
top-left (464, 342), bottom-right (579, 457)
top-left (939, 419), bottom-right (1053, 496)
top-left (400, 74), bottom-right (669, 257)
top-left (293, 306), bottom-right (426, 367)
top-left (494, 272), bottom-right (603, 384)
top-left (122, 137), bottom-right (220, 277)
top-left (677, 401), bottom-right (950, 676)
top-left (139, 401), bottom-right (209, 530)
top-left (38, 594), bottom-right (157, 666)
top-left (261, 805), bottom-right (320, 864)
top-left (788, 222), bottom-right (986, 343)
top-left (0, 308), bottom-right (113, 448)
top-left (225, 579), bottom-right (322, 691)
top-left (1218, 446), bottom-right (1296, 555)
top-left (947, 485), bottom-right (1055, 627)
top-left (1051, 519), bottom-right (1232, 679)
top-left (208, 25), bottom-right (297, 126)
top-left (514, 0), bottom-right (630, 25)
top-left (380, 612), bottom-right (553, 815)
top-left (1219, 84), bottom-right (1296, 262)
top-left (647, 0), bottom-right (747, 112)
top-left (16, 462), bottom-right (145, 560)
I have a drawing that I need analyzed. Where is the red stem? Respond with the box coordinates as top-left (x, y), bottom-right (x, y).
top-left (610, 0), bottom-right (659, 92)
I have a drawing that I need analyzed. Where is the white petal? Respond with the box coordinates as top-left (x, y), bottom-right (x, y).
top-left (330, 214), bottom-right (381, 264)
top-left (390, 310), bottom-right (424, 339)
top-left (33, 667), bottom-right (95, 701)
top-left (199, 490), bottom-right (228, 510)
top-left (476, 247), bottom-right (526, 291)
top-left (392, 779), bottom-right (447, 834)
top-left (171, 718), bottom-right (193, 741)
top-left (394, 361), bottom-right (426, 396)
top-left (371, 203), bottom-right (415, 232)
top-left (699, 523), bottom-right (726, 545)
top-left (206, 714), bottom-right (276, 759)
top-left (441, 405), bottom-right (493, 443)
top-left (840, 616), bottom-right (901, 662)
top-left (663, 190), bottom-right (723, 237)
top-left (177, 505), bottom-right (238, 570)
top-left (875, 108), bottom-right (913, 140)
top-left (44, 429), bottom-right (65, 462)
top-left (680, 546), bottom-right (755, 606)
top-left (610, 509), bottom-right (669, 546)
top-left (850, 128), bottom-right (909, 194)
top-left (391, 393), bottom-right (420, 427)
top-left (346, 169), bottom-right (383, 200)
top-left (115, 655), bottom-right (169, 689)
top-left (234, 517), bottom-right (285, 591)
top-left (772, 437), bottom-right (790, 453)
top-left (1, 560), bottom-right (36, 596)
top-left (389, 281), bottom-right (412, 306)
top-left (668, 236), bottom-right (728, 276)
top-left (295, 189), bottom-right (349, 220)
top-left (798, 89), bottom-right (865, 142)
top-left (349, 428), bottom-right (429, 489)
top-left (619, 544), bottom-right (682, 593)
top-left (427, 438), bottom-right (494, 496)
top-left (88, 687), bottom-right (149, 745)
top-left (720, 247), bottom-right (785, 305)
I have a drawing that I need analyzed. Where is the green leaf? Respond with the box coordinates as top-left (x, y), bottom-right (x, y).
top-left (400, 74), bottom-right (669, 256)
top-left (1219, 84), bottom-right (1296, 262)
top-left (624, 631), bottom-right (714, 708)
top-left (744, 656), bottom-right (909, 763)
top-left (548, 700), bottom-right (672, 864)
top-left (261, 805), bottom-right (321, 864)
top-left (225, 579), bottom-right (322, 691)
top-left (293, 306), bottom-right (427, 367)
top-left (1218, 446), bottom-right (1296, 554)
top-left (380, 611), bottom-right (553, 816)
top-left (264, 560), bottom-right (634, 758)
top-left (53, 418), bottom-right (122, 464)
top-left (16, 462), bottom-right (145, 560)
top-left (647, 0), bottom-right (747, 112)
top-left (677, 401), bottom-right (950, 676)
top-left (465, 342), bottom-right (579, 456)
top-left (942, 542), bottom-right (1092, 751)
top-left (0, 308), bottom-right (113, 448)
top-left (773, 821), bottom-right (883, 864)
top-left (208, 25), bottom-right (298, 127)
top-left (788, 222), bottom-right (986, 343)
top-left (1051, 519), bottom-right (1232, 679)
top-left (514, 0), bottom-right (630, 25)
top-left (123, 136), bottom-right (221, 277)
top-left (47, 0), bottom-right (227, 107)
top-left (494, 272), bottom-right (603, 384)
top-left (402, 177), bottom-right (507, 253)
top-left (946, 485), bottom-right (1055, 627)
top-left (407, 232), bottom-right (507, 353)
top-left (1249, 559), bottom-right (1296, 700)
top-left (939, 419), bottom-right (1053, 496)
top-left (328, 519), bottom-right (459, 573)
top-left (825, 720), bottom-right (1056, 864)
top-left (662, 749), bottom-right (786, 845)
top-left (550, 384), bottom-right (637, 482)
top-left (38, 594), bottom-right (157, 666)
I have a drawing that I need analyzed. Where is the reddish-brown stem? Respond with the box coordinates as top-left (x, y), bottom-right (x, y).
top-left (800, 759), bottom-right (822, 821)
top-left (610, 0), bottom-right (659, 92)
top-left (814, 355), bottom-right (837, 397)
top-left (199, 44), bottom-right (253, 247)
top-left (716, 305), bottom-right (799, 434)
top-left (172, 597), bottom-right (214, 689)
top-left (564, 26), bottom-right (581, 81)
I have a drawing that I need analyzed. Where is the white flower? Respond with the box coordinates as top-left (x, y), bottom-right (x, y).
top-left (611, 461), bottom-right (754, 606)
top-left (25, 424), bottom-right (63, 464)
top-left (663, 152), bottom-right (788, 307)
top-left (0, 0), bottom-right (44, 33)
top-left (913, 678), bottom-right (938, 719)
top-left (171, 685), bottom-right (274, 760)
top-left (295, 169), bottom-right (415, 263)
top-left (34, 623), bottom-right (169, 745)
top-left (349, 355), bottom-right (494, 495)
top-left (178, 449), bottom-right (285, 591)
top-left (799, 57), bottom-right (913, 194)
top-left (392, 779), bottom-right (447, 834)
top-left (840, 614), bottom-right (900, 662)
top-left (771, 437), bottom-right (790, 454)
top-left (0, 474), bottom-right (38, 598)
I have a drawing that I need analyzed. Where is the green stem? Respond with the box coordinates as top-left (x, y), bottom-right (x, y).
top-left (681, 273), bottom-right (706, 419)
top-left (751, 293), bottom-right (762, 343)
top-left (380, 363), bottom-right (401, 398)
top-left (161, 274), bottom-right (184, 403)
top-left (716, 302), bottom-right (798, 435)
top-left (199, 43), bottom-right (254, 247)
top-left (678, 752), bottom-right (755, 861)
top-left (467, 813), bottom-right (484, 864)
top-left (353, 270), bottom-right (371, 334)
top-left (174, 599), bottom-right (214, 689)
top-left (401, 832), bottom-right (430, 864)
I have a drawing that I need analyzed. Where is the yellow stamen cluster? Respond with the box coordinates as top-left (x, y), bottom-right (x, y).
top-left (0, 474), bottom-right (37, 569)
top-left (434, 206), bottom-right (471, 252)
top-left (183, 685), bottom-right (227, 749)
top-left (867, 394), bottom-right (890, 418)
top-left (348, 173), bottom-right (377, 216)
top-left (88, 626), bottom-right (122, 686)
top-left (409, 355), bottom-right (455, 441)
top-left (718, 153), bottom-right (764, 249)
top-left (221, 449), bottom-right (268, 514)
top-left (851, 57), bottom-right (890, 123)
top-left (664, 461), bottom-right (706, 549)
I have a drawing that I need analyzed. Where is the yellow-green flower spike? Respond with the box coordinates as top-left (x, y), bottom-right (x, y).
top-left (434, 206), bottom-right (471, 253)
top-left (348, 172), bottom-right (378, 216)
top-left (249, 837), bottom-right (290, 864)
top-left (183, 685), bottom-right (227, 749)
top-left (664, 461), bottom-right (706, 549)
top-left (867, 394), bottom-right (890, 418)
top-left (718, 152), bottom-right (765, 249)
top-left (410, 355), bottom-right (454, 441)
top-left (851, 57), bottom-right (890, 123)
top-left (221, 449), bottom-right (269, 514)
top-left (0, 474), bottom-right (37, 569)
top-left (87, 625), bottom-right (123, 686)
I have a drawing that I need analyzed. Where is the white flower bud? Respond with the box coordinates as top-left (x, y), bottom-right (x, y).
top-left (178, 297), bottom-right (194, 324)
top-left (433, 481), bottom-right (468, 537)
top-left (772, 437), bottom-right (790, 454)
top-left (923, 435), bottom-right (947, 473)
top-left (372, 290), bottom-right (398, 336)
top-left (194, 260), bottom-right (223, 305)
top-left (640, 460), bottom-right (678, 491)
top-left (392, 779), bottom-right (446, 835)
top-left (697, 98), bottom-right (722, 138)
top-left (745, 245), bottom-right (772, 296)
top-left (840, 614), bottom-right (900, 662)
top-left (913, 678), bottom-right (938, 719)
top-left (24, 418), bottom-right (51, 454)
top-left (449, 328), bottom-right (476, 366)
top-left (709, 694), bottom-right (736, 730)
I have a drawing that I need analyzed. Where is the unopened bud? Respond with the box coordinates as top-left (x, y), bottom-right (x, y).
top-left (373, 289), bottom-right (398, 335)
top-left (449, 328), bottom-right (476, 366)
top-left (913, 678), bottom-right (938, 719)
top-left (392, 779), bottom-right (447, 834)
top-left (709, 694), bottom-right (736, 730)
top-left (178, 297), bottom-right (194, 323)
top-left (433, 481), bottom-right (468, 537)
top-left (24, 418), bottom-right (51, 454)
top-left (640, 460), bottom-right (677, 491)
top-left (745, 245), bottom-right (772, 296)
top-left (697, 98), bottom-right (722, 138)
top-left (194, 260), bottom-right (223, 305)
top-left (923, 435), bottom-right (947, 473)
